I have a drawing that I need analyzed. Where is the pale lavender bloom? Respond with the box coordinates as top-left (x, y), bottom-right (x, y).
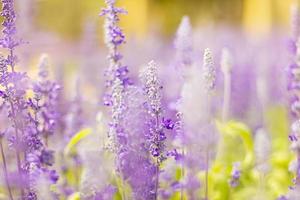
top-left (65, 78), bottom-right (84, 139)
top-left (140, 60), bottom-right (168, 162)
top-left (177, 48), bottom-right (217, 198)
top-left (202, 48), bottom-right (216, 91)
top-left (139, 61), bottom-right (176, 199)
top-left (277, 196), bottom-right (288, 200)
top-left (30, 55), bottom-right (61, 140)
top-left (221, 48), bottom-right (233, 121)
top-left (174, 16), bottom-right (193, 68)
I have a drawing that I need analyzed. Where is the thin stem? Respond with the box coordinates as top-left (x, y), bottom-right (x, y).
top-left (0, 139), bottom-right (14, 200)
top-left (155, 158), bottom-right (159, 200)
top-left (7, 99), bottom-right (25, 198)
top-left (44, 135), bottom-right (49, 148)
top-left (154, 113), bottom-right (160, 200)
top-left (7, 35), bottom-right (24, 200)
top-left (204, 149), bottom-right (209, 200)
top-left (296, 152), bottom-right (300, 184)
top-left (180, 149), bottom-right (185, 200)
top-left (10, 49), bottom-right (15, 72)
top-left (119, 172), bottom-right (127, 200)
top-left (222, 72), bottom-right (231, 122)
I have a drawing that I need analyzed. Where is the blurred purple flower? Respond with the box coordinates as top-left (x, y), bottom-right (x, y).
top-left (229, 162), bottom-right (241, 188)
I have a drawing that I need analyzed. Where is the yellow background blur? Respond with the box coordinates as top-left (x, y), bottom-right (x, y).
top-left (1, 0), bottom-right (300, 39)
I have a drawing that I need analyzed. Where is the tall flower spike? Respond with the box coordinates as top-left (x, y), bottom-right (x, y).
top-left (100, 0), bottom-right (130, 89)
top-left (140, 60), bottom-right (173, 199)
top-left (141, 61), bottom-right (162, 116)
top-left (174, 16), bottom-right (193, 68)
top-left (1, 0), bottom-right (20, 69)
top-left (140, 60), bottom-right (165, 159)
top-left (220, 48), bottom-right (233, 121)
top-left (202, 48), bottom-right (216, 91)
top-left (0, 0), bottom-right (32, 198)
top-left (32, 54), bottom-right (61, 141)
top-left (101, 0), bottom-right (131, 154)
top-left (25, 54), bottom-right (60, 199)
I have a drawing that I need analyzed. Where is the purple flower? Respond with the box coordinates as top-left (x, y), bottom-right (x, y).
top-left (202, 48), bottom-right (216, 91)
top-left (162, 118), bottom-right (174, 130)
top-left (140, 60), bottom-right (167, 161)
top-left (100, 0), bottom-right (131, 154)
top-left (31, 55), bottom-right (61, 139)
top-left (277, 195), bottom-right (288, 200)
top-left (100, 0), bottom-right (131, 107)
top-left (229, 162), bottom-right (241, 188)
top-left (174, 16), bottom-right (193, 68)
top-left (95, 185), bottom-right (117, 200)
top-left (40, 150), bottom-right (54, 166)
top-left (0, 0), bottom-right (20, 69)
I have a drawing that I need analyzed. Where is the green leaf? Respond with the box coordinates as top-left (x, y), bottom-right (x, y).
top-left (64, 128), bottom-right (92, 156)
top-left (216, 120), bottom-right (254, 168)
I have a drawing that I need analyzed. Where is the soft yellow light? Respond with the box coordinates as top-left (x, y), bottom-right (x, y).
top-left (119, 0), bottom-right (148, 38)
top-left (243, 0), bottom-right (272, 36)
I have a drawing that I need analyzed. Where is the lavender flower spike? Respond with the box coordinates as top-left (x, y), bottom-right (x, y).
top-left (100, 0), bottom-right (131, 153)
top-left (174, 16), bottom-right (193, 68)
top-left (100, 0), bottom-right (129, 89)
top-left (32, 54), bottom-right (61, 143)
top-left (202, 48), bottom-right (216, 92)
top-left (140, 60), bottom-right (168, 199)
top-left (1, 0), bottom-right (20, 70)
top-left (140, 60), bottom-right (165, 160)
top-left (220, 48), bottom-right (233, 121)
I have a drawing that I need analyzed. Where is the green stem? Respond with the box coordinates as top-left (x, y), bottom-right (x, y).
top-left (180, 149), bottom-right (185, 200)
top-left (155, 158), bottom-right (159, 200)
top-left (204, 149), bottom-right (209, 200)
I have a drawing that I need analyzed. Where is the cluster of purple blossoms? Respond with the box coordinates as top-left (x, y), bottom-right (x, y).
top-left (0, 0), bottom-right (35, 198)
top-left (0, 1), bottom-right (60, 199)
top-left (101, 1), bottom-right (158, 199)
top-left (29, 55), bottom-right (61, 144)
top-left (2, 0), bottom-right (299, 199)
top-left (100, 0), bottom-right (132, 154)
top-left (140, 61), bottom-right (169, 161)
top-left (27, 54), bottom-right (60, 193)
top-left (101, 1), bottom-right (176, 199)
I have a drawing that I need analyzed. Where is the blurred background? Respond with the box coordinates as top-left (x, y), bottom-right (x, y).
top-left (0, 0), bottom-right (297, 115)
top-left (0, 0), bottom-right (298, 40)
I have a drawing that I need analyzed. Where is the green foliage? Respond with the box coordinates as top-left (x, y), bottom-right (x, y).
top-left (64, 128), bottom-right (92, 156)
top-left (57, 107), bottom-right (293, 199)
